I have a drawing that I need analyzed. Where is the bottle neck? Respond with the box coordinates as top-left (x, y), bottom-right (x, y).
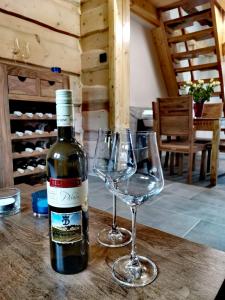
top-left (57, 126), bottom-right (74, 142)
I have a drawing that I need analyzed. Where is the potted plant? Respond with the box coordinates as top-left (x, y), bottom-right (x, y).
top-left (181, 79), bottom-right (220, 117)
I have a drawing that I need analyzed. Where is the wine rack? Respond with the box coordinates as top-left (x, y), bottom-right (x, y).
top-left (0, 63), bottom-right (69, 188)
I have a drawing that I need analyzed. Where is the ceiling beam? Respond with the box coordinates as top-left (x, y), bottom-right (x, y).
top-left (130, 0), bottom-right (160, 26)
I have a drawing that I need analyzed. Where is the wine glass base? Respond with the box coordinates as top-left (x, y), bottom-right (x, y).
top-left (97, 227), bottom-right (132, 248)
top-left (112, 255), bottom-right (157, 287)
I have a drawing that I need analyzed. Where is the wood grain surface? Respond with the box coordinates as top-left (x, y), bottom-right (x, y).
top-left (0, 184), bottom-right (225, 300)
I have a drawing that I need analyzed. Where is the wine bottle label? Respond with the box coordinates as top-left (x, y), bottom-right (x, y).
top-left (56, 104), bottom-right (73, 127)
top-left (51, 211), bottom-right (82, 244)
top-left (47, 178), bottom-right (88, 210)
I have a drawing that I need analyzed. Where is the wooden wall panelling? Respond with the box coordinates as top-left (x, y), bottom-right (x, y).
top-left (151, 26), bottom-right (178, 97)
top-left (0, 63), bottom-right (14, 187)
top-left (81, 3), bottom-right (108, 36)
top-left (0, 12), bottom-right (80, 74)
top-left (81, 69), bottom-right (109, 86)
top-left (81, 30), bottom-right (108, 51)
top-left (82, 110), bottom-right (108, 131)
top-left (0, 0), bottom-right (80, 36)
top-left (81, 49), bottom-right (108, 72)
top-left (130, 0), bottom-right (160, 26)
top-left (69, 75), bottom-right (82, 105)
top-left (81, 0), bottom-right (109, 171)
top-left (81, 0), bottom-right (107, 11)
top-left (108, 0), bottom-right (130, 129)
top-left (82, 85), bottom-right (108, 102)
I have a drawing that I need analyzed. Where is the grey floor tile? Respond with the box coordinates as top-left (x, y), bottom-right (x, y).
top-left (106, 202), bottom-right (200, 237)
top-left (151, 194), bottom-right (225, 226)
top-left (88, 173), bottom-right (225, 252)
top-left (184, 220), bottom-right (225, 251)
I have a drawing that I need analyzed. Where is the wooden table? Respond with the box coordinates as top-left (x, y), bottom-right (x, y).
top-left (194, 117), bottom-right (225, 186)
top-left (1, 184), bottom-right (225, 299)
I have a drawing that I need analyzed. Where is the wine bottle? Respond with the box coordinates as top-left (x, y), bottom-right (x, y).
top-left (35, 140), bottom-right (50, 152)
top-left (13, 111), bottom-right (23, 117)
top-left (13, 143), bottom-right (25, 153)
top-left (27, 158), bottom-right (38, 171)
top-left (13, 159), bottom-right (28, 174)
top-left (35, 112), bottom-right (44, 118)
top-left (45, 113), bottom-right (53, 118)
top-left (24, 124), bottom-right (34, 135)
top-left (35, 123), bottom-right (52, 134)
top-left (46, 89), bottom-right (88, 274)
top-left (24, 142), bottom-right (35, 153)
top-left (36, 158), bottom-right (46, 170)
top-left (11, 123), bottom-right (23, 136)
top-left (25, 112), bottom-right (34, 118)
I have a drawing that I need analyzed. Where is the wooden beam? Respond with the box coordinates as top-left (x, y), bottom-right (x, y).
top-left (0, 64), bottom-right (14, 187)
top-left (81, 3), bottom-right (108, 36)
top-left (108, 0), bottom-right (130, 129)
top-left (130, 0), bottom-right (160, 26)
top-left (151, 27), bottom-right (178, 96)
top-left (216, 0), bottom-right (225, 12)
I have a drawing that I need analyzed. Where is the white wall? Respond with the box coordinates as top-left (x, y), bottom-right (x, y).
top-left (130, 14), bottom-right (167, 108)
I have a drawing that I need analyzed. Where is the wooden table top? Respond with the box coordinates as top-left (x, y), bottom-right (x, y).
top-left (1, 184), bottom-right (225, 300)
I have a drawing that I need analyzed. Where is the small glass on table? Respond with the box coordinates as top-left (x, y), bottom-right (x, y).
top-left (93, 129), bottom-right (136, 247)
top-left (107, 131), bottom-right (164, 287)
top-left (0, 187), bottom-right (20, 216)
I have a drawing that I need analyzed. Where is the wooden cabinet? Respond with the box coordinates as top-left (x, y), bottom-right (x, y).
top-left (0, 63), bottom-right (69, 188)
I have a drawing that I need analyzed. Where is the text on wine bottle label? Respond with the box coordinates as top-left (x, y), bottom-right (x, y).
top-left (47, 179), bottom-right (88, 210)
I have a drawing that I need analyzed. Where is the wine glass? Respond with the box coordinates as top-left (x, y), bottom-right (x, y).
top-left (107, 131), bottom-right (164, 287)
top-left (93, 129), bottom-right (136, 247)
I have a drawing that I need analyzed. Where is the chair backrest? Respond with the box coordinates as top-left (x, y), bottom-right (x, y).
top-left (202, 103), bottom-right (223, 118)
top-left (157, 96), bottom-right (193, 138)
top-left (152, 101), bottom-right (158, 132)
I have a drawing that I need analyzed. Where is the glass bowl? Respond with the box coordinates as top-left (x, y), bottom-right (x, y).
top-left (0, 187), bottom-right (20, 216)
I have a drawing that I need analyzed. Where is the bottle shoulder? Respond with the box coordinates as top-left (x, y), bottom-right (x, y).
top-left (47, 140), bottom-right (87, 160)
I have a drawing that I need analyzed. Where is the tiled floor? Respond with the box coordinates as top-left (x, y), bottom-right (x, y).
top-left (89, 153), bottom-right (225, 251)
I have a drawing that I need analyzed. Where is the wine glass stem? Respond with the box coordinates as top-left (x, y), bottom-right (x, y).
top-left (112, 193), bottom-right (117, 232)
top-left (130, 205), bottom-right (138, 261)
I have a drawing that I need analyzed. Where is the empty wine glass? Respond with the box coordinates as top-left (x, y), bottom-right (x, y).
top-left (93, 129), bottom-right (136, 247)
top-left (107, 131), bottom-right (164, 287)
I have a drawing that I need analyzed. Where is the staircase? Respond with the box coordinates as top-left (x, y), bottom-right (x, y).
top-left (152, 0), bottom-right (225, 112)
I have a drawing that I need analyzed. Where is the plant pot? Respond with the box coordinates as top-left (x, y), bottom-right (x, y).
top-left (194, 102), bottom-right (204, 118)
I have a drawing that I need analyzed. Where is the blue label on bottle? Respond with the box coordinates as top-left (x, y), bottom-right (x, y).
top-left (51, 211), bottom-right (82, 244)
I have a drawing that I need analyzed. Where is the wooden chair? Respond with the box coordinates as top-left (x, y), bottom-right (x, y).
top-left (195, 102), bottom-right (223, 172)
top-left (202, 103), bottom-right (223, 118)
top-left (156, 96), bottom-right (207, 184)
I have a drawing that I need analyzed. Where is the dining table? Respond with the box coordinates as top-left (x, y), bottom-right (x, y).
top-left (0, 183), bottom-right (225, 299)
top-left (194, 117), bottom-right (225, 186)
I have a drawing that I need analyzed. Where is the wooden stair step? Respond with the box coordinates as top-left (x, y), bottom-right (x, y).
top-left (174, 62), bottom-right (218, 73)
top-left (172, 46), bottom-right (216, 60)
top-left (159, 0), bottom-right (210, 12)
top-left (164, 9), bottom-right (212, 31)
top-left (168, 28), bottom-right (214, 43)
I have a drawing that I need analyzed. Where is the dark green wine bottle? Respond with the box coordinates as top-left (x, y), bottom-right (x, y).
top-left (46, 89), bottom-right (88, 274)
